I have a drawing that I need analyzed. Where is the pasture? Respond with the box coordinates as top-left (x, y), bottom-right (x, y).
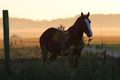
top-left (0, 38), bottom-right (120, 80)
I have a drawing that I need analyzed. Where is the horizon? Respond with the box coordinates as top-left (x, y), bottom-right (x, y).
top-left (0, 14), bottom-right (120, 40)
top-left (1, 13), bottom-right (120, 21)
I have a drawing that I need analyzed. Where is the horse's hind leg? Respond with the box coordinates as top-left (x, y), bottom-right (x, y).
top-left (49, 53), bottom-right (57, 62)
top-left (41, 46), bottom-right (48, 64)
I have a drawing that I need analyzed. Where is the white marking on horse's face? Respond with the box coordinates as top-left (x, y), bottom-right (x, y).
top-left (84, 19), bottom-right (92, 37)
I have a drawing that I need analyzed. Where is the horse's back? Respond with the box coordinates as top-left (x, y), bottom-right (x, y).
top-left (40, 28), bottom-right (58, 45)
top-left (40, 28), bottom-right (58, 39)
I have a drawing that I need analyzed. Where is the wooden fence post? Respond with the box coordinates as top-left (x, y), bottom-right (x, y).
top-left (3, 10), bottom-right (10, 74)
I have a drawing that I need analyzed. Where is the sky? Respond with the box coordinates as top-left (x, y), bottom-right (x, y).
top-left (0, 0), bottom-right (120, 20)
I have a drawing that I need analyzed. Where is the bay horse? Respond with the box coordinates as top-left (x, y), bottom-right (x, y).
top-left (39, 12), bottom-right (93, 68)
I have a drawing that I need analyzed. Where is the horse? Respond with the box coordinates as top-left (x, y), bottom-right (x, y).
top-left (39, 12), bottom-right (93, 68)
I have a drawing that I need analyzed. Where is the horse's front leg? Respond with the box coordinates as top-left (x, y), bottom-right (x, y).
top-left (73, 46), bottom-right (83, 67)
top-left (68, 45), bottom-right (81, 69)
top-left (68, 45), bottom-right (76, 69)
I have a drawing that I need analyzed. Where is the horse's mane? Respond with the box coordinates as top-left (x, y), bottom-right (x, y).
top-left (67, 16), bottom-right (83, 38)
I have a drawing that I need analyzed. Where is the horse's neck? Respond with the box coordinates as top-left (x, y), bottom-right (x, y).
top-left (68, 25), bottom-right (83, 39)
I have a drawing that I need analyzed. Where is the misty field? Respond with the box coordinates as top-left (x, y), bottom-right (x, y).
top-left (0, 42), bottom-right (120, 80)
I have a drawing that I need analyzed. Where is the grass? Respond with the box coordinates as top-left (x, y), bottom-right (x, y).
top-left (0, 46), bottom-right (41, 59)
top-left (106, 44), bottom-right (120, 51)
top-left (0, 57), bottom-right (120, 80)
top-left (0, 44), bottom-right (120, 80)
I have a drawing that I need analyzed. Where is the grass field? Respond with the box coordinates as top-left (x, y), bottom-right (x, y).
top-left (0, 37), bottom-right (120, 80)
top-left (0, 54), bottom-right (120, 80)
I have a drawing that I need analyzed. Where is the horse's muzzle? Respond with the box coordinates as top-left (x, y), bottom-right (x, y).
top-left (87, 32), bottom-right (93, 37)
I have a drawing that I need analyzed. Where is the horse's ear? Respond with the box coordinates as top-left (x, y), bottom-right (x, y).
top-left (87, 12), bottom-right (90, 17)
top-left (81, 12), bottom-right (83, 16)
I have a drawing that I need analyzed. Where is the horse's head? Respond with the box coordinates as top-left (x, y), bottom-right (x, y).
top-left (75, 12), bottom-right (93, 37)
top-left (81, 12), bottom-right (93, 37)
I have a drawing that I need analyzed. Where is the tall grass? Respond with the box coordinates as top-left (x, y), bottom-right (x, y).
top-left (0, 58), bottom-right (120, 80)
top-left (0, 49), bottom-right (120, 80)
top-left (0, 41), bottom-right (120, 80)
